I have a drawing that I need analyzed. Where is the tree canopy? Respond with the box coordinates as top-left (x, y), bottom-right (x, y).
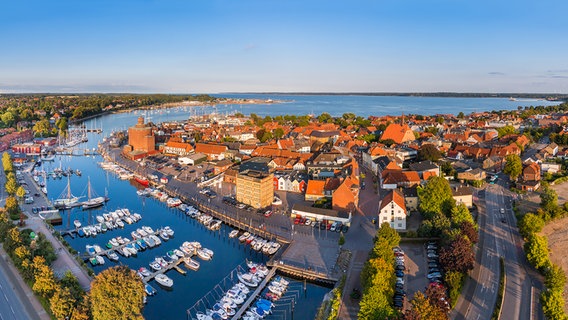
top-left (503, 154), bottom-right (522, 181)
top-left (418, 144), bottom-right (442, 162)
top-left (418, 176), bottom-right (455, 218)
top-left (89, 266), bottom-right (145, 320)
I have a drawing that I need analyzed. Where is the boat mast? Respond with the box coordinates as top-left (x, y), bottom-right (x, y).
top-left (87, 177), bottom-right (91, 201)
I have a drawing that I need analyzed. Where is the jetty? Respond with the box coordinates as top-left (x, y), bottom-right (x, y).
top-left (231, 266), bottom-right (278, 320)
top-left (79, 229), bottom-right (161, 260)
top-left (142, 258), bottom-right (187, 283)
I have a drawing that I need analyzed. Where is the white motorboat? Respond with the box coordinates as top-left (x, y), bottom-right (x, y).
top-left (107, 251), bottom-right (119, 261)
top-left (228, 230), bottom-right (239, 238)
top-left (196, 249), bottom-right (211, 261)
top-left (73, 220), bottom-right (81, 228)
top-left (138, 267), bottom-right (151, 277)
top-left (163, 226), bottom-right (174, 237)
top-left (184, 257), bottom-right (200, 271)
top-left (201, 247), bottom-right (214, 258)
top-left (149, 261), bottom-right (161, 271)
top-left (237, 272), bottom-right (259, 287)
top-left (95, 255), bottom-right (105, 265)
top-left (154, 274), bottom-right (173, 288)
top-left (239, 232), bottom-right (250, 242)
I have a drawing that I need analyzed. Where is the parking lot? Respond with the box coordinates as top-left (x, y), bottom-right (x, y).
top-left (399, 242), bottom-right (432, 305)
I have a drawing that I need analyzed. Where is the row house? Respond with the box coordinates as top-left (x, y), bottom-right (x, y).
top-left (12, 143), bottom-right (42, 155)
top-left (457, 168), bottom-right (486, 182)
top-left (163, 141), bottom-right (194, 156)
top-left (194, 143), bottom-right (228, 161)
top-left (381, 170), bottom-right (421, 189)
top-left (213, 159), bottom-right (234, 175)
top-left (408, 160), bottom-right (439, 180)
top-left (362, 145), bottom-right (388, 171)
top-left (273, 171), bottom-right (308, 193)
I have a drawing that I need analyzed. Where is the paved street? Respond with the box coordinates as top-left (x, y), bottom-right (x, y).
top-left (454, 182), bottom-right (543, 320)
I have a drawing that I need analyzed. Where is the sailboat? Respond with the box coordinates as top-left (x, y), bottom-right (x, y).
top-left (54, 176), bottom-right (82, 209)
top-left (82, 177), bottom-right (109, 209)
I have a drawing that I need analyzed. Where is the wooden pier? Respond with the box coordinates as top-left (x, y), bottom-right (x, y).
top-left (80, 229), bottom-right (164, 260)
top-left (142, 258), bottom-right (188, 283)
top-left (231, 266), bottom-right (278, 320)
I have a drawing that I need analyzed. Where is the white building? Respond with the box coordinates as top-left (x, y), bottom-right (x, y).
top-left (378, 189), bottom-right (407, 230)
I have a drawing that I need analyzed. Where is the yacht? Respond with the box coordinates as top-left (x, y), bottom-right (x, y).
top-left (154, 274), bottom-right (173, 288)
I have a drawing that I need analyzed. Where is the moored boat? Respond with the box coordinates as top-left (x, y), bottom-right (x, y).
top-left (154, 274), bottom-right (173, 288)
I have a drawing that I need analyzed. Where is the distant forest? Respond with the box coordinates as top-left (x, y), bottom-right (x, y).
top-left (238, 92), bottom-right (567, 100)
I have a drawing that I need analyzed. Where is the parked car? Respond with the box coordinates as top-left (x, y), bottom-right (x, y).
top-left (264, 210), bottom-right (272, 217)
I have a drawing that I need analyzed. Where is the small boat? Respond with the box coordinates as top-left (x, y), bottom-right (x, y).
top-left (85, 245), bottom-right (96, 256)
top-left (109, 238), bottom-right (119, 247)
top-left (173, 248), bottom-right (185, 258)
top-left (166, 250), bottom-right (178, 261)
top-left (144, 236), bottom-right (156, 248)
top-left (89, 257), bottom-right (98, 266)
top-left (150, 234), bottom-right (162, 246)
top-left (149, 261), bottom-right (162, 271)
top-left (107, 251), bottom-right (119, 261)
top-left (196, 249), bottom-right (211, 261)
top-left (145, 284), bottom-right (157, 296)
top-left (77, 228), bottom-right (85, 237)
top-left (202, 247), bottom-right (214, 258)
top-left (159, 230), bottom-right (170, 241)
top-left (137, 239), bottom-right (148, 250)
top-left (95, 255), bottom-right (105, 265)
top-left (73, 220), bottom-right (81, 228)
top-left (237, 272), bottom-right (259, 287)
top-left (184, 257), bottom-right (200, 271)
top-left (154, 274), bottom-right (173, 288)
top-left (238, 232), bottom-right (250, 242)
top-left (228, 230), bottom-right (239, 238)
top-left (115, 219), bottom-right (124, 228)
top-left (163, 226), bottom-right (174, 237)
top-left (138, 267), bottom-right (151, 277)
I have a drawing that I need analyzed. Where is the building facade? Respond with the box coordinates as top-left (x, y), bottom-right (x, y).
top-left (378, 189), bottom-right (407, 230)
top-left (236, 170), bottom-right (274, 209)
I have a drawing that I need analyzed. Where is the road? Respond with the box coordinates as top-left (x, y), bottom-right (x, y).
top-left (497, 183), bottom-right (542, 320)
top-left (0, 249), bottom-right (40, 320)
top-left (453, 181), bottom-right (542, 320)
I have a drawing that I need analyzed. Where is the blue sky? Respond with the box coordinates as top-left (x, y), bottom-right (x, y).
top-left (1, 0), bottom-right (567, 93)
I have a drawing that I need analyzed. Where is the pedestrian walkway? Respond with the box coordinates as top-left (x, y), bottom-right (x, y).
top-left (337, 250), bottom-right (368, 320)
top-left (25, 217), bottom-right (92, 290)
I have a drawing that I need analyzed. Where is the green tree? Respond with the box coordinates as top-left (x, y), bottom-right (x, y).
top-left (418, 176), bottom-right (455, 218)
top-left (457, 112), bottom-right (465, 119)
top-left (358, 258), bottom-right (396, 319)
top-left (524, 234), bottom-right (550, 271)
top-left (540, 289), bottom-right (567, 320)
top-left (376, 222), bottom-right (401, 248)
top-left (444, 270), bottom-right (464, 304)
top-left (1, 111), bottom-right (16, 126)
top-left (517, 213), bottom-right (544, 239)
top-left (496, 125), bottom-right (517, 138)
top-left (450, 203), bottom-right (473, 227)
top-left (273, 127), bottom-right (285, 139)
top-left (503, 154), bottom-right (522, 181)
top-left (70, 295), bottom-right (91, 320)
top-left (317, 112), bottom-right (332, 123)
top-left (418, 144), bottom-right (442, 162)
top-left (544, 264), bottom-right (566, 292)
top-left (33, 118), bottom-right (52, 137)
top-left (89, 266), bottom-right (145, 320)
top-left (540, 185), bottom-right (558, 212)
